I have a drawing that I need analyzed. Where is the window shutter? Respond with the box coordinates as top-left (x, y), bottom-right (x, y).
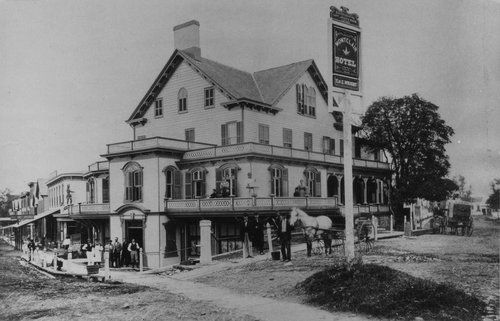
top-left (173, 170), bottom-right (181, 199)
top-left (201, 170), bottom-right (206, 197)
top-left (296, 84), bottom-right (301, 113)
top-left (185, 172), bottom-right (192, 199)
top-left (302, 84), bottom-right (307, 113)
top-left (282, 168), bottom-right (289, 197)
top-left (315, 172), bottom-right (322, 197)
top-left (221, 124), bottom-right (228, 145)
top-left (236, 121), bottom-right (243, 143)
top-left (269, 168), bottom-right (275, 196)
top-left (322, 136), bottom-right (329, 154)
top-left (340, 139), bottom-right (344, 156)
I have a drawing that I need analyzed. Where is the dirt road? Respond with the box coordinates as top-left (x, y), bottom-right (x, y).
top-left (195, 215), bottom-right (499, 319)
top-left (0, 243), bottom-right (256, 321)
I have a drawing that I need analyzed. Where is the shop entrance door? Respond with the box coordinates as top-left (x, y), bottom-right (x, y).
top-left (125, 220), bottom-right (144, 248)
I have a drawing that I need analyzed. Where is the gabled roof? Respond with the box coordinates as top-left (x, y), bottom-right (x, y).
top-left (127, 50), bottom-right (334, 123)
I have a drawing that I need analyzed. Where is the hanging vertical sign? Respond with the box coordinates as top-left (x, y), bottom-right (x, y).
top-left (330, 6), bottom-right (360, 91)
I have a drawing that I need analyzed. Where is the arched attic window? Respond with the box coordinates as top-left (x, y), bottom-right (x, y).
top-left (178, 87), bottom-right (188, 112)
top-left (185, 167), bottom-right (207, 199)
top-left (163, 166), bottom-right (181, 199)
top-left (123, 162), bottom-right (143, 202)
top-left (268, 164), bottom-right (288, 197)
top-left (304, 167), bottom-right (321, 197)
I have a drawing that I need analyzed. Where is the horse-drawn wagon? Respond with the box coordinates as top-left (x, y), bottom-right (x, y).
top-left (288, 208), bottom-right (375, 256)
top-left (432, 201), bottom-right (473, 236)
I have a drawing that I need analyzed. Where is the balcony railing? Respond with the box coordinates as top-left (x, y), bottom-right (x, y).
top-left (339, 204), bottom-right (390, 215)
top-left (106, 137), bottom-right (216, 155)
top-left (66, 203), bottom-right (110, 215)
top-left (165, 196), bottom-right (338, 213)
top-left (182, 142), bottom-right (390, 170)
top-left (88, 161), bottom-right (109, 172)
top-left (165, 197), bottom-right (390, 215)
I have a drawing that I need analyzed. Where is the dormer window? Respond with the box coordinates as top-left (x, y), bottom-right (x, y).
top-left (178, 88), bottom-right (188, 112)
top-left (155, 98), bottom-right (163, 117)
top-left (296, 84), bottom-right (316, 117)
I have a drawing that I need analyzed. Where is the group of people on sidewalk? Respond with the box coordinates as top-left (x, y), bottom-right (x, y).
top-left (61, 236), bottom-right (142, 268)
top-left (239, 212), bottom-right (294, 262)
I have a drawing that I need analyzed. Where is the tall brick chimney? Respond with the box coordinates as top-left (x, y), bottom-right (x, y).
top-left (173, 20), bottom-right (201, 60)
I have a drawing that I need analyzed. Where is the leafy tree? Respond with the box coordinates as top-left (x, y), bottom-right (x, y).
top-left (486, 179), bottom-right (500, 210)
top-left (453, 175), bottom-right (473, 201)
top-left (361, 94), bottom-right (454, 218)
top-left (0, 188), bottom-right (15, 217)
top-left (416, 178), bottom-right (458, 202)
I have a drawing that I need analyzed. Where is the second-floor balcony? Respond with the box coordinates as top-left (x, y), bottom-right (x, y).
top-left (88, 161), bottom-right (109, 172)
top-left (65, 203), bottom-right (110, 216)
top-left (165, 197), bottom-right (390, 217)
top-left (105, 137), bottom-right (216, 156)
top-left (182, 142), bottom-right (390, 170)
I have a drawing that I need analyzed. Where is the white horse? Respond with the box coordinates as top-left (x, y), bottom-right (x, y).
top-left (289, 207), bottom-right (333, 256)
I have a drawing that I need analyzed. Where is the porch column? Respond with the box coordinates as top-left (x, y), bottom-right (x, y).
top-left (362, 177), bottom-right (369, 204)
top-left (199, 220), bottom-right (212, 264)
top-left (335, 174), bottom-right (343, 205)
top-left (380, 181), bottom-right (385, 204)
top-left (375, 179), bottom-right (380, 204)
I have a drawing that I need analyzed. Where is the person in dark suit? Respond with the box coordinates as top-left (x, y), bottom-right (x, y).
top-left (278, 213), bottom-right (293, 261)
top-left (252, 215), bottom-right (265, 255)
top-left (240, 215), bottom-right (253, 258)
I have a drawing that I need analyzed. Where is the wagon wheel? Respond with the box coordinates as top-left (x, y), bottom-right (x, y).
top-left (312, 238), bottom-right (325, 255)
top-left (466, 219), bottom-right (474, 236)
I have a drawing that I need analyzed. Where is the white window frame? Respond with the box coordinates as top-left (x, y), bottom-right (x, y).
top-left (204, 87), bottom-right (214, 108)
top-left (154, 98), bottom-right (163, 117)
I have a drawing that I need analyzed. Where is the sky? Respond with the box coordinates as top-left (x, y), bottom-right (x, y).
top-left (1, 0), bottom-right (499, 198)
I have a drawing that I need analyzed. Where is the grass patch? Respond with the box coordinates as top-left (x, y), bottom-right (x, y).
top-left (296, 262), bottom-right (486, 321)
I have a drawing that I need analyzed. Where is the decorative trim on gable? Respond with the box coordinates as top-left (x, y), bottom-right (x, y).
top-left (222, 98), bottom-right (282, 115)
top-left (127, 51), bottom-right (184, 123)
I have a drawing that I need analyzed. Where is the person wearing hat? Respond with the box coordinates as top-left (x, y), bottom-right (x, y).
top-left (278, 212), bottom-right (293, 262)
top-left (240, 215), bottom-right (253, 258)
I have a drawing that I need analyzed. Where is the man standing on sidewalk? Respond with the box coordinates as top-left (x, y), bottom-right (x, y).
top-left (111, 237), bottom-right (122, 268)
top-left (278, 213), bottom-right (293, 262)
